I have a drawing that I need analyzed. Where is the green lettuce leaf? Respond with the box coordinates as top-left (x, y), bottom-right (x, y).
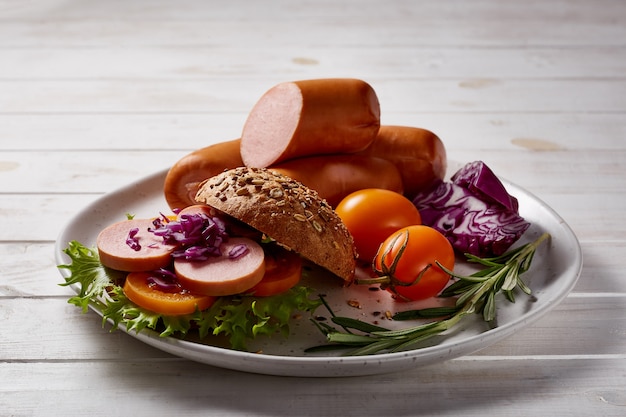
top-left (196, 286), bottom-right (321, 350)
top-left (57, 240), bottom-right (322, 351)
top-left (58, 241), bottom-right (116, 312)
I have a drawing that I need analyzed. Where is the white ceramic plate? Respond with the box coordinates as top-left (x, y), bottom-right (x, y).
top-left (55, 169), bottom-right (582, 377)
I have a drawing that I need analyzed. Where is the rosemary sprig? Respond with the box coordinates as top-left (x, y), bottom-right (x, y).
top-left (309, 232), bottom-right (551, 355)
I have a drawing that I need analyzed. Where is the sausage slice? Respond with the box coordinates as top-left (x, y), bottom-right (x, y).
top-left (174, 237), bottom-right (266, 296)
top-left (96, 218), bottom-right (177, 272)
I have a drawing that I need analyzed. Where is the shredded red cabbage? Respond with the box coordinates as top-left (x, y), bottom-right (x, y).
top-left (228, 244), bottom-right (249, 259)
top-left (125, 227), bottom-right (141, 251)
top-left (171, 245), bottom-right (222, 261)
top-left (413, 161), bottom-right (530, 257)
top-left (149, 212), bottom-right (233, 261)
top-left (146, 268), bottom-right (182, 293)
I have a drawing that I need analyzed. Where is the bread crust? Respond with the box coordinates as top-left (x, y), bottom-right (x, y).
top-left (194, 167), bottom-right (357, 281)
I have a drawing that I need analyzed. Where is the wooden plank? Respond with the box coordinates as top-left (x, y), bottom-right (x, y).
top-left (472, 296), bottom-right (626, 356)
top-left (0, 242), bottom-right (65, 296)
top-left (576, 242), bottom-right (626, 293)
top-left (0, 297), bottom-right (172, 361)
top-left (1, 358), bottom-right (624, 416)
top-left (520, 192), bottom-right (626, 244)
top-left (0, 150), bottom-right (185, 194)
top-left (1, 113), bottom-right (624, 152)
top-left (1, 79), bottom-right (625, 113)
top-left (0, 194), bottom-right (104, 241)
top-left (3, 0), bottom-right (623, 22)
top-left (1, 0), bottom-right (624, 48)
top-left (0, 113), bottom-right (247, 151)
top-left (1, 46), bottom-right (625, 79)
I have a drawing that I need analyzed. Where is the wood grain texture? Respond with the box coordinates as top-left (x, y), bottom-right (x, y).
top-left (1, 359), bottom-right (625, 416)
top-left (1, 0), bottom-right (624, 415)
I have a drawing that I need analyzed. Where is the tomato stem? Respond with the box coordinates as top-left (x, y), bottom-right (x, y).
top-left (357, 227), bottom-right (434, 299)
top-left (354, 276), bottom-right (392, 286)
top-left (372, 229), bottom-right (409, 277)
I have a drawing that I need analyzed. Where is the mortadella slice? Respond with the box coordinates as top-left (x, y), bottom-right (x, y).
top-left (96, 218), bottom-right (177, 272)
top-left (174, 237), bottom-right (266, 296)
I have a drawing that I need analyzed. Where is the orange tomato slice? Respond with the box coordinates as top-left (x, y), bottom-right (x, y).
top-left (246, 246), bottom-right (302, 297)
top-left (123, 271), bottom-right (216, 315)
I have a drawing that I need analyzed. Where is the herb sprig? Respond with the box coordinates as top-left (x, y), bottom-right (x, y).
top-left (309, 232), bottom-right (551, 355)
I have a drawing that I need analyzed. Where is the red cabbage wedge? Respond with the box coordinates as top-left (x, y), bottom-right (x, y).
top-left (412, 161), bottom-right (530, 257)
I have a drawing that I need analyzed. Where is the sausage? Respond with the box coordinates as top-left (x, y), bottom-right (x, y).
top-left (174, 237), bottom-right (266, 296)
top-left (240, 78), bottom-right (381, 168)
top-left (355, 125), bottom-right (447, 199)
top-left (269, 154), bottom-right (404, 207)
top-left (163, 139), bottom-right (244, 210)
top-left (96, 218), bottom-right (177, 272)
top-left (176, 204), bottom-right (213, 218)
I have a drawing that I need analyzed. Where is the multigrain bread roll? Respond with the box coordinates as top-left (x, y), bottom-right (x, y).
top-left (194, 167), bottom-right (357, 282)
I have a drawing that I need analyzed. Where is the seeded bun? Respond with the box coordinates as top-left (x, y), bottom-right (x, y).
top-left (194, 167), bottom-right (357, 282)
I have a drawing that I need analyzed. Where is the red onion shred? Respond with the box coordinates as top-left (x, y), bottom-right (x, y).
top-left (146, 268), bottom-right (182, 293)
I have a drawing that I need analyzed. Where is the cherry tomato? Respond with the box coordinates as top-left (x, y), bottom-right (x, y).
top-left (123, 271), bottom-right (216, 315)
top-left (335, 189), bottom-right (422, 263)
top-left (373, 225), bottom-right (454, 301)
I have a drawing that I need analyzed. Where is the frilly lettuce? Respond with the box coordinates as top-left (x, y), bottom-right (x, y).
top-left (58, 240), bottom-right (322, 351)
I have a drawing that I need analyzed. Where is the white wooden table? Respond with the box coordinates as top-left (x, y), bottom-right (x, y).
top-left (1, 0), bottom-right (625, 415)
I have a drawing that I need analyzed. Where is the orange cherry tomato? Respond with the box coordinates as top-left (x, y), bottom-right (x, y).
top-left (123, 271), bottom-right (216, 315)
top-left (373, 225), bottom-right (454, 301)
top-left (335, 189), bottom-right (422, 263)
top-left (246, 246), bottom-right (302, 296)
